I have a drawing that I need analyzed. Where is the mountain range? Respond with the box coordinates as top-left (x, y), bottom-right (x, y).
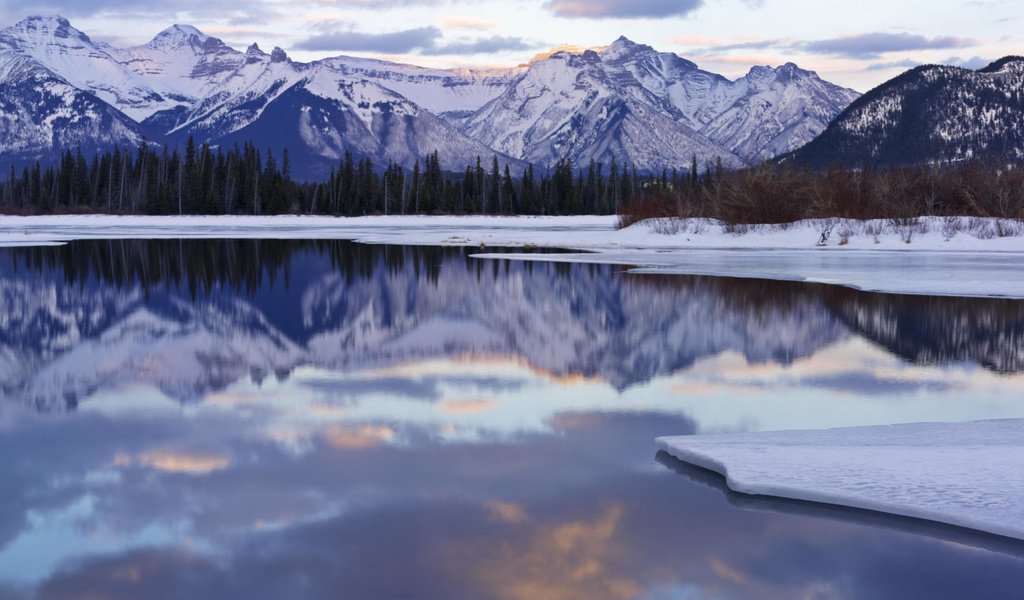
top-left (0, 16), bottom-right (859, 178)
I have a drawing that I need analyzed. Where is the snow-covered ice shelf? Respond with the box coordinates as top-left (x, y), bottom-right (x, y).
top-left (657, 420), bottom-right (1024, 541)
top-left (2, 214), bottom-right (1024, 298)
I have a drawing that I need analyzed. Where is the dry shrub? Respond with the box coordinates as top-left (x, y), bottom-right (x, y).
top-left (617, 161), bottom-right (1024, 229)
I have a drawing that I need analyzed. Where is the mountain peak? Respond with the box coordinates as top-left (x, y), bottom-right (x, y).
top-left (147, 24), bottom-right (217, 49)
top-left (245, 43), bottom-right (267, 64)
top-left (18, 15), bottom-right (70, 25)
top-left (4, 15), bottom-right (90, 44)
top-left (601, 35), bottom-right (655, 60)
top-left (526, 44), bottom-right (599, 64)
top-left (270, 46), bottom-right (289, 63)
top-left (746, 62), bottom-right (815, 81)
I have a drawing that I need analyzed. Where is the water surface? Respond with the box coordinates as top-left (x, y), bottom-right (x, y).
top-left (1, 239), bottom-right (1023, 599)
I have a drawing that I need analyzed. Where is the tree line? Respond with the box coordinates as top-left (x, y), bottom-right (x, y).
top-left (6, 140), bottom-right (1020, 223)
top-left (0, 138), bottom-right (699, 216)
top-left (618, 160), bottom-right (1024, 226)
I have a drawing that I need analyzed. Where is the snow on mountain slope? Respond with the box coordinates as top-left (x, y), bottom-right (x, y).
top-left (177, 47), bottom-right (515, 176)
top-left (463, 47), bottom-right (744, 171)
top-left (0, 16), bottom-right (182, 121)
top-left (465, 37), bottom-right (858, 168)
top-left (701, 64), bottom-right (861, 161)
top-left (0, 16), bottom-right (859, 173)
top-left (320, 55), bottom-right (521, 117)
top-left (0, 48), bottom-right (146, 163)
top-left (611, 38), bottom-right (859, 161)
top-left (170, 44), bottom-right (306, 139)
top-left (115, 25), bottom-right (246, 103)
top-left (784, 57), bottom-right (1024, 168)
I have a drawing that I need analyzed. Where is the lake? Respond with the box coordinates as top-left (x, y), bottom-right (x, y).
top-left (1, 239), bottom-right (1023, 599)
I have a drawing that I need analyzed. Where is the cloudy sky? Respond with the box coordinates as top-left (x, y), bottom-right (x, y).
top-left (1, 0), bottom-right (1020, 91)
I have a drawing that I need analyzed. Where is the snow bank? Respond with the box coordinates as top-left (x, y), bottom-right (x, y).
top-left (657, 419), bottom-right (1024, 541)
top-left (2, 214), bottom-right (1024, 298)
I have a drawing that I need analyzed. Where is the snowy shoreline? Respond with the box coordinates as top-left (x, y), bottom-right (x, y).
top-left (2, 214), bottom-right (1024, 298)
top-left (657, 420), bottom-right (1024, 542)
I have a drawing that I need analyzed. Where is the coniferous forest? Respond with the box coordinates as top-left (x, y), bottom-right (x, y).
top-left (0, 139), bottom-right (650, 216)
top-left (2, 139), bottom-right (1022, 224)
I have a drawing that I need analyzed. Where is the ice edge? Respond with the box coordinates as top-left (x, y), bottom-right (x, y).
top-left (655, 435), bottom-right (1024, 542)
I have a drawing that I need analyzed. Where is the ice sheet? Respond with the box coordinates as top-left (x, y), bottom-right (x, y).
top-left (657, 419), bottom-right (1024, 541)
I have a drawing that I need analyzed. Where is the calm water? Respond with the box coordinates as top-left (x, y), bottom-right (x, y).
top-left (1, 240), bottom-right (1023, 599)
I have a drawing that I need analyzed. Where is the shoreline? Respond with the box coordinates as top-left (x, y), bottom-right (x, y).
top-left (2, 214), bottom-right (1023, 298)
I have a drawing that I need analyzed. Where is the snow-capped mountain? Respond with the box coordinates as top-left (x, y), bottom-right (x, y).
top-left (0, 16), bottom-right (519, 176)
top-left (463, 44), bottom-right (745, 171)
top-left (0, 16), bottom-right (859, 177)
top-left (784, 57), bottom-right (1024, 168)
top-left (318, 55), bottom-right (521, 118)
top-left (0, 47), bottom-right (147, 164)
top-left (464, 37), bottom-right (859, 169)
top-left (0, 16), bottom-right (180, 122)
top-left (163, 44), bottom-right (509, 175)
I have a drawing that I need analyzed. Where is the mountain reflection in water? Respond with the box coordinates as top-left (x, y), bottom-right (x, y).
top-left (3, 239), bottom-right (1023, 409)
top-left (0, 239), bottom-right (1022, 599)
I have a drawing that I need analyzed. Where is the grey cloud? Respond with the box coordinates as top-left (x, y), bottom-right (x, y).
top-left (296, 26), bottom-right (442, 53)
top-left (2, 0), bottom-right (230, 18)
top-left (946, 55), bottom-right (992, 70)
top-left (421, 35), bottom-right (536, 56)
top-left (867, 55), bottom-right (991, 72)
top-left (866, 59), bottom-right (922, 71)
top-left (544, 0), bottom-right (704, 19)
top-left (297, 26), bottom-right (538, 56)
top-left (802, 32), bottom-right (976, 59)
top-left (703, 38), bottom-right (786, 52)
top-left (0, 0), bottom-right (438, 26)
top-left (683, 33), bottom-right (979, 64)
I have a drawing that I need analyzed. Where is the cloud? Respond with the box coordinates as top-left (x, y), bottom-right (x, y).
top-left (866, 58), bottom-right (922, 71)
top-left (802, 32), bottom-right (976, 59)
top-left (544, 0), bottom-right (704, 19)
top-left (867, 55), bottom-right (991, 72)
top-left (438, 16), bottom-right (499, 30)
top-left (701, 38), bottom-right (786, 52)
top-left (296, 26), bottom-right (442, 53)
top-left (678, 32), bottom-right (977, 63)
top-left (296, 25), bottom-right (536, 56)
top-left (946, 55), bottom-right (992, 70)
top-left (422, 35), bottom-right (536, 55)
top-left (0, 0), bottom-right (271, 23)
top-left (3, 0), bottom-right (442, 14)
